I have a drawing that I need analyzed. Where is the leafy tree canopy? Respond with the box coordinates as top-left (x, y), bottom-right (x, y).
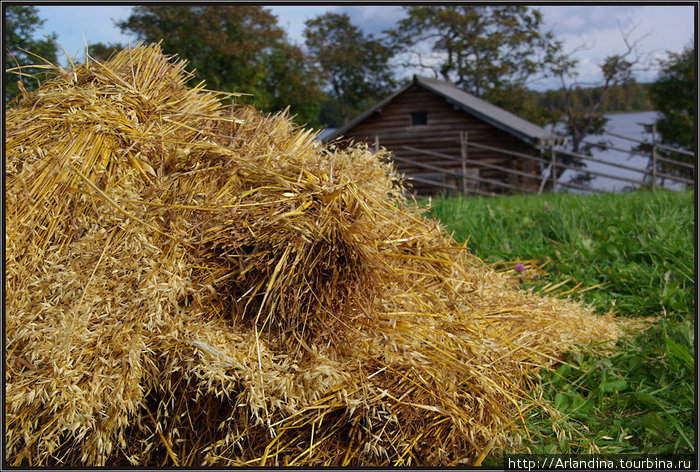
top-left (86, 42), bottom-right (126, 62)
top-left (117, 6), bottom-right (325, 127)
top-left (304, 12), bottom-right (396, 126)
top-left (4, 5), bottom-right (58, 104)
top-left (648, 45), bottom-right (695, 153)
top-left (386, 5), bottom-right (559, 126)
top-left (635, 44), bottom-right (695, 181)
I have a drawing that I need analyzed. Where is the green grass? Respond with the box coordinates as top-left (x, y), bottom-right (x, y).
top-left (425, 189), bottom-right (695, 460)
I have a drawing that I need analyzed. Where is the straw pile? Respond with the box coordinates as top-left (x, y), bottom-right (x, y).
top-left (6, 43), bottom-right (621, 467)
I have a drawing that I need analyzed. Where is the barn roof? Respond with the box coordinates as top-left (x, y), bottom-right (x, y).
top-left (324, 75), bottom-right (563, 148)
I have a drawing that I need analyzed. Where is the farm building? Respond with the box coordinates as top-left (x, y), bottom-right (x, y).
top-left (323, 75), bottom-right (565, 196)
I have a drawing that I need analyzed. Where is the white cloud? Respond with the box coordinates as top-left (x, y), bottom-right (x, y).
top-left (539, 6), bottom-right (639, 35)
top-left (337, 5), bottom-right (405, 37)
top-left (562, 16), bottom-right (586, 30)
top-left (268, 6), bottom-right (334, 45)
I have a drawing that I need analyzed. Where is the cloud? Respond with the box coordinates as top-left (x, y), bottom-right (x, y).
top-left (268, 6), bottom-right (334, 45)
top-left (336, 5), bottom-right (406, 37)
top-left (539, 6), bottom-right (640, 35)
top-left (538, 5), bottom-right (694, 86)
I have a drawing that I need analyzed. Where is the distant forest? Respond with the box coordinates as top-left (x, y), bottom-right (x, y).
top-left (527, 81), bottom-right (653, 116)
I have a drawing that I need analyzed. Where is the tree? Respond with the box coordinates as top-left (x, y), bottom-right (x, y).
top-left (527, 83), bottom-right (652, 117)
top-left (549, 22), bottom-right (653, 154)
top-left (4, 5), bottom-right (58, 104)
top-left (644, 44), bottom-right (695, 179)
top-left (117, 6), bottom-right (324, 127)
top-left (257, 42), bottom-right (324, 127)
top-left (86, 42), bottom-right (126, 62)
top-left (304, 12), bottom-right (396, 126)
top-left (386, 5), bottom-right (559, 125)
top-left (481, 84), bottom-right (559, 127)
top-left (544, 23), bottom-right (650, 185)
top-left (551, 50), bottom-right (638, 155)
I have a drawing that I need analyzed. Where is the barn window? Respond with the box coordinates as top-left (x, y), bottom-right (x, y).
top-left (411, 111), bottom-right (428, 126)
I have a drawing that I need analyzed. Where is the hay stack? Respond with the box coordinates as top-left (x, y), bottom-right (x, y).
top-left (5, 43), bottom-right (620, 466)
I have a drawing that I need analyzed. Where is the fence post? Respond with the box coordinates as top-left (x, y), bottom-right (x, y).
top-left (538, 161), bottom-right (551, 195)
top-left (374, 134), bottom-right (379, 153)
top-left (651, 123), bottom-right (658, 188)
top-left (550, 143), bottom-right (557, 193)
top-left (460, 131), bottom-right (469, 197)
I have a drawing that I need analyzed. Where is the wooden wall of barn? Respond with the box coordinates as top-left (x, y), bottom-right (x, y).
top-left (336, 84), bottom-right (542, 195)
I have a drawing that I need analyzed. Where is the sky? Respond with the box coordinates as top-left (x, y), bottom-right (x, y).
top-left (30, 4), bottom-right (696, 92)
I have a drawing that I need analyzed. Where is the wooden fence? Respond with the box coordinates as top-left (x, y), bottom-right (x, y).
top-left (385, 129), bottom-right (695, 196)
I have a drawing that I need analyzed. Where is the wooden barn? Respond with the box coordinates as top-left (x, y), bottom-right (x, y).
top-left (323, 75), bottom-right (565, 196)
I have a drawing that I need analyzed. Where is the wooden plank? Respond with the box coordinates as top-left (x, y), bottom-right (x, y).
top-left (407, 171), bottom-right (446, 179)
top-left (399, 145), bottom-right (543, 182)
top-left (405, 175), bottom-right (458, 191)
top-left (653, 144), bottom-right (695, 158)
top-left (469, 159), bottom-right (542, 181)
top-left (348, 127), bottom-right (476, 139)
top-left (550, 159), bottom-right (649, 186)
top-left (586, 142), bottom-right (695, 170)
top-left (573, 145), bottom-right (654, 174)
top-left (653, 171), bottom-right (694, 184)
top-left (555, 180), bottom-right (596, 192)
top-left (399, 145), bottom-right (464, 163)
top-left (463, 141), bottom-right (550, 164)
top-left (654, 153), bottom-right (696, 168)
top-left (395, 155), bottom-right (535, 193)
top-left (460, 132), bottom-right (468, 195)
top-left (405, 176), bottom-right (497, 197)
top-left (391, 154), bottom-right (463, 178)
top-left (606, 131), bottom-right (695, 157)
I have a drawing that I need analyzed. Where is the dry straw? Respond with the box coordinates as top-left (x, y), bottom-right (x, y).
top-left (6, 43), bottom-right (621, 466)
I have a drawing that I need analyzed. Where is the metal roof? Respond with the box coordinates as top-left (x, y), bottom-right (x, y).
top-left (323, 75), bottom-right (564, 148)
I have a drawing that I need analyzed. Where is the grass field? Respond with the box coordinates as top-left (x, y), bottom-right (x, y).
top-left (426, 189), bottom-right (695, 461)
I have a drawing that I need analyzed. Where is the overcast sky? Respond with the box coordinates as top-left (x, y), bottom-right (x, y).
top-left (32, 4), bottom-right (695, 91)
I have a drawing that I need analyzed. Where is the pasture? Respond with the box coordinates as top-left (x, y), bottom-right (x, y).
top-left (427, 189), bottom-right (695, 459)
